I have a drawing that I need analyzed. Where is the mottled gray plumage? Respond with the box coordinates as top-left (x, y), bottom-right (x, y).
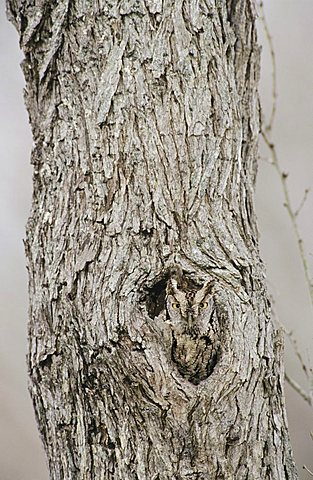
top-left (166, 278), bottom-right (219, 384)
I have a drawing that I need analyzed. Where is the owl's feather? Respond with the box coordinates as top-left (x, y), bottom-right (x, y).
top-left (193, 280), bottom-right (214, 303)
top-left (166, 276), bottom-right (219, 384)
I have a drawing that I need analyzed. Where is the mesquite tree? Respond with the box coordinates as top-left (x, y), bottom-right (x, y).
top-left (8, 0), bottom-right (298, 478)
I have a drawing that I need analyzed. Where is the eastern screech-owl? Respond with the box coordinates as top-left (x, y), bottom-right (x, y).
top-left (166, 278), bottom-right (219, 384)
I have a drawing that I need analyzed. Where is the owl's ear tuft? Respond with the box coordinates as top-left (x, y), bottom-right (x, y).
top-left (166, 278), bottom-right (180, 296)
top-left (167, 278), bottom-right (188, 306)
top-left (194, 280), bottom-right (215, 303)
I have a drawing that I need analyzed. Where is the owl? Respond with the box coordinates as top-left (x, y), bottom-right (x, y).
top-left (166, 277), bottom-right (219, 384)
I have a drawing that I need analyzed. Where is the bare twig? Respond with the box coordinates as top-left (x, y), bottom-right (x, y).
top-left (258, 0), bottom-right (313, 308)
top-left (258, 2), bottom-right (313, 413)
top-left (272, 304), bottom-right (312, 405)
top-left (303, 465), bottom-right (313, 477)
top-left (258, 2), bottom-right (277, 131)
top-left (284, 327), bottom-right (310, 379)
top-left (285, 373), bottom-right (312, 408)
top-left (295, 188), bottom-right (311, 218)
top-left (261, 131), bottom-right (313, 306)
top-left (271, 298), bottom-right (310, 379)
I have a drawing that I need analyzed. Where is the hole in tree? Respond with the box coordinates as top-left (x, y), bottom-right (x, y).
top-left (145, 274), bottom-right (169, 319)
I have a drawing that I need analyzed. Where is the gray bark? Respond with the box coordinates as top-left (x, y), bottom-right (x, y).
top-left (7, 0), bottom-right (297, 478)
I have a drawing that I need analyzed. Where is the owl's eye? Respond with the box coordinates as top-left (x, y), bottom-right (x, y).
top-left (199, 302), bottom-right (208, 309)
top-left (172, 302), bottom-right (180, 309)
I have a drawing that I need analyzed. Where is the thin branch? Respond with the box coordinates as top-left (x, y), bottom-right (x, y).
top-left (261, 131), bottom-right (313, 306)
top-left (270, 293), bottom-right (313, 408)
top-left (258, 1), bottom-right (277, 131)
top-left (285, 373), bottom-right (312, 408)
top-left (259, 2), bottom-right (313, 412)
top-left (295, 188), bottom-right (310, 218)
top-left (271, 296), bottom-right (311, 382)
top-left (283, 327), bottom-right (310, 380)
top-left (258, 2), bottom-right (313, 307)
top-left (303, 465), bottom-right (313, 477)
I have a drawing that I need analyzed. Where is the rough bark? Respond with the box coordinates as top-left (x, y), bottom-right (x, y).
top-left (7, 0), bottom-right (297, 478)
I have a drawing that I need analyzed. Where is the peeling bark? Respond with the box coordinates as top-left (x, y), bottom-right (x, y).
top-left (7, 0), bottom-right (298, 478)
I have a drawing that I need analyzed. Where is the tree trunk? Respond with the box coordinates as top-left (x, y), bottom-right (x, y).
top-left (7, 0), bottom-right (297, 478)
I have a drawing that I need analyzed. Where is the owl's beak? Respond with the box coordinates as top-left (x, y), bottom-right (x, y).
top-left (187, 309), bottom-right (193, 329)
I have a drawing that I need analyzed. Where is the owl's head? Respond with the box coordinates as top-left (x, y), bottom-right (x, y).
top-left (166, 278), bottom-right (214, 334)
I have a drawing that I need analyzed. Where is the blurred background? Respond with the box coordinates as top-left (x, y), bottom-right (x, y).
top-left (0, 1), bottom-right (312, 479)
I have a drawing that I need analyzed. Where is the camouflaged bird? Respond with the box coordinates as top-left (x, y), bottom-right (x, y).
top-left (166, 277), bottom-right (219, 384)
